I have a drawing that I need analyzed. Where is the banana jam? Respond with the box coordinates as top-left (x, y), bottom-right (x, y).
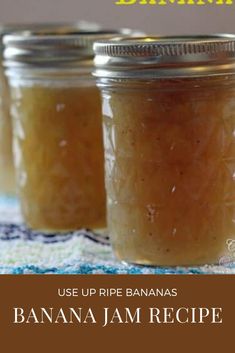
top-left (10, 83), bottom-right (106, 231)
top-left (94, 36), bottom-right (235, 265)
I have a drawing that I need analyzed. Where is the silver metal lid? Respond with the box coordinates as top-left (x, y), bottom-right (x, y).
top-left (3, 28), bottom-right (140, 68)
top-left (0, 21), bottom-right (102, 50)
top-left (94, 35), bottom-right (235, 79)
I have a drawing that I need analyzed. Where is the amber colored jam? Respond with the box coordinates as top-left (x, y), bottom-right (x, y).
top-left (10, 83), bottom-right (106, 232)
top-left (102, 76), bottom-right (235, 266)
top-left (0, 65), bottom-right (15, 194)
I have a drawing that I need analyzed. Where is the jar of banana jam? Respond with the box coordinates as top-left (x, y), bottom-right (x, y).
top-left (0, 22), bottom-right (102, 196)
top-left (3, 29), bottom-right (135, 232)
top-left (94, 35), bottom-right (235, 266)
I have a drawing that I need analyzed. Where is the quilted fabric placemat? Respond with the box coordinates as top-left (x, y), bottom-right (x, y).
top-left (0, 196), bottom-right (234, 275)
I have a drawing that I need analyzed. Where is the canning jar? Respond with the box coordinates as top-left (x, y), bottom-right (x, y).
top-left (94, 35), bottom-right (235, 266)
top-left (4, 29), bottom-right (135, 232)
top-left (0, 22), bottom-right (101, 196)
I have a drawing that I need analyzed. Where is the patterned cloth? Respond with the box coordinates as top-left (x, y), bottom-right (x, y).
top-left (0, 196), bottom-right (234, 274)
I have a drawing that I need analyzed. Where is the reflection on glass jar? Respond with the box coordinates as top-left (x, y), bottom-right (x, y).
top-left (94, 35), bottom-right (235, 266)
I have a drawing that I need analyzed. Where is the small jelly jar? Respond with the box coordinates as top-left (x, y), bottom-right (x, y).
top-left (4, 28), bottom-right (136, 232)
top-left (94, 35), bottom-right (235, 266)
top-left (0, 22), bottom-right (102, 196)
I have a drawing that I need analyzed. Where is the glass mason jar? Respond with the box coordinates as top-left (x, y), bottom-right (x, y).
top-left (4, 29), bottom-right (136, 232)
top-left (94, 35), bottom-right (235, 266)
top-left (0, 22), bottom-right (102, 196)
